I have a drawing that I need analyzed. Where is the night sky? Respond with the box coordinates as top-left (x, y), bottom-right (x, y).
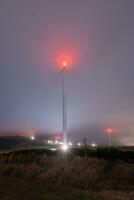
top-left (0, 0), bottom-right (134, 145)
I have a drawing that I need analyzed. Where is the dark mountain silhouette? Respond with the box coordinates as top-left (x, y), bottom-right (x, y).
top-left (0, 136), bottom-right (44, 150)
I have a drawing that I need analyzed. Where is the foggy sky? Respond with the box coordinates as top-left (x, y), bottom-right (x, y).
top-left (0, 0), bottom-right (134, 145)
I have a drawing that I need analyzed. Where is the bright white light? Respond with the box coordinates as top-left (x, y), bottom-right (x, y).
top-left (77, 142), bottom-right (81, 146)
top-left (30, 136), bottom-right (35, 140)
top-left (68, 142), bottom-right (72, 146)
top-left (51, 148), bottom-right (56, 151)
top-left (61, 144), bottom-right (69, 152)
top-left (59, 142), bottom-right (64, 145)
top-left (55, 140), bottom-right (58, 144)
top-left (91, 143), bottom-right (97, 147)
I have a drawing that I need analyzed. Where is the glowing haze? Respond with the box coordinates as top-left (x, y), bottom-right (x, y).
top-left (0, 0), bottom-right (134, 145)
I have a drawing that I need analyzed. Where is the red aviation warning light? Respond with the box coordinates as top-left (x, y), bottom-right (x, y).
top-left (62, 61), bottom-right (68, 67)
top-left (107, 128), bottom-right (112, 134)
top-left (57, 53), bottom-right (72, 71)
top-left (60, 60), bottom-right (68, 71)
top-left (106, 128), bottom-right (113, 134)
top-left (105, 128), bottom-right (114, 146)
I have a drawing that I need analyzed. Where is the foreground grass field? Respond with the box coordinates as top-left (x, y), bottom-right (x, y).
top-left (0, 148), bottom-right (134, 200)
top-left (0, 176), bottom-right (134, 200)
top-left (0, 176), bottom-right (94, 200)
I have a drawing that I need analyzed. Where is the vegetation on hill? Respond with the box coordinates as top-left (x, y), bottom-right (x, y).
top-left (0, 136), bottom-right (44, 150)
top-left (0, 176), bottom-right (95, 200)
top-left (73, 146), bottom-right (134, 163)
top-left (0, 141), bottom-right (134, 200)
top-left (1, 146), bottom-right (134, 163)
top-left (0, 148), bottom-right (134, 200)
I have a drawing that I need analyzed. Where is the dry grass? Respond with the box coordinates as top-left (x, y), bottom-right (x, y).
top-left (91, 191), bottom-right (134, 200)
top-left (0, 152), bottom-right (134, 193)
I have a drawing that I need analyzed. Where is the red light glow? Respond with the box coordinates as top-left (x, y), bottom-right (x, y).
top-left (62, 61), bottom-right (68, 67)
top-left (53, 134), bottom-right (62, 140)
top-left (105, 128), bottom-right (113, 134)
top-left (57, 53), bottom-right (72, 71)
top-left (60, 60), bottom-right (68, 71)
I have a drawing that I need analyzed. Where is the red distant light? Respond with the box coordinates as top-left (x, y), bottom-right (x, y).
top-left (105, 128), bottom-right (113, 134)
top-left (53, 135), bottom-right (62, 140)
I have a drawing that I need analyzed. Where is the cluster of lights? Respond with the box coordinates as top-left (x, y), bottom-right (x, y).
top-left (47, 139), bottom-right (99, 150)
top-left (47, 140), bottom-right (61, 145)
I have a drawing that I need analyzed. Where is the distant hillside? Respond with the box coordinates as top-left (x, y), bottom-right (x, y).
top-left (0, 136), bottom-right (44, 150)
